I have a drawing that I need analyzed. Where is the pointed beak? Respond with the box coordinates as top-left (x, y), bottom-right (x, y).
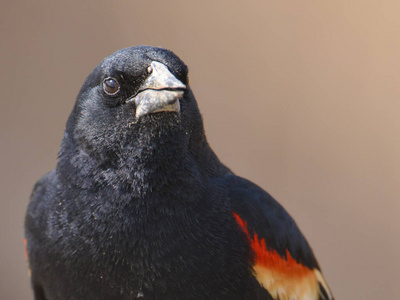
top-left (128, 61), bottom-right (186, 119)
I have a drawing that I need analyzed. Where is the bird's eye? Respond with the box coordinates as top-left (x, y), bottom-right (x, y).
top-left (103, 77), bottom-right (120, 95)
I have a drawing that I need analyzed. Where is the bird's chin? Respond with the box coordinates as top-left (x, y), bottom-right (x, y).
top-left (129, 110), bottom-right (181, 127)
top-left (151, 110), bottom-right (180, 117)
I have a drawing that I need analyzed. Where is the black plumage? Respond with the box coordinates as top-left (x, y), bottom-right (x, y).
top-left (25, 46), bottom-right (332, 300)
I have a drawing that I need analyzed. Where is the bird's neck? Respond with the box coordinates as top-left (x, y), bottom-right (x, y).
top-left (57, 114), bottom-right (230, 199)
top-left (57, 130), bottom-right (200, 197)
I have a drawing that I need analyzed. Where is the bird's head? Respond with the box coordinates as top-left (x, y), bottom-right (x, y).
top-left (63, 46), bottom-right (205, 162)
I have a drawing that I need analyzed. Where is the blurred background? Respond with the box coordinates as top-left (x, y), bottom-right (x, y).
top-left (1, 0), bottom-right (399, 299)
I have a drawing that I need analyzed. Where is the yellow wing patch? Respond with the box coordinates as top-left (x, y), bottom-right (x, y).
top-left (255, 265), bottom-right (332, 300)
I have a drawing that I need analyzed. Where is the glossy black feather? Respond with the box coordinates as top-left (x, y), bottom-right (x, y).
top-left (25, 46), bottom-right (330, 300)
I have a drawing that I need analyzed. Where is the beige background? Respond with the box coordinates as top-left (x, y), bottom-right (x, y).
top-left (1, 1), bottom-right (399, 299)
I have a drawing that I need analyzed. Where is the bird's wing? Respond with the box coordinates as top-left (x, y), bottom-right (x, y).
top-left (25, 170), bottom-right (57, 271)
top-left (223, 174), bottom-right (333, 300)
top-left (25, 170), bottom-right (59, 299)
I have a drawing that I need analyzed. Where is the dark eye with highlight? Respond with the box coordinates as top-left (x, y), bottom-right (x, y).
top-left (103, 77), bottom-right (120, 95)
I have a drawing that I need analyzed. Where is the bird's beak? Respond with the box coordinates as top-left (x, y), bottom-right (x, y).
top-left (128, 61), bottom-right (186, 119)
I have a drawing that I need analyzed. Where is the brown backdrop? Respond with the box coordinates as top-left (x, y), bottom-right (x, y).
top-left (1, 1), bottom-right (399, 299)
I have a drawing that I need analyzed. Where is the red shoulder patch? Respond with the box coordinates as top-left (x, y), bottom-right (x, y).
top-left (24, 238), bottom-right (28, 261)
top-left (233, 213), bottom-right (333, 300)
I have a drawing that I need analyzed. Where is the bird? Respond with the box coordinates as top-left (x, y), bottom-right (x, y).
top-left (25, 46), bottom-right (333, 300)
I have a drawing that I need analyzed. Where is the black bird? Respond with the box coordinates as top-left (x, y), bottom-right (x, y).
top-left (25, 46), bottom-right (333, 300)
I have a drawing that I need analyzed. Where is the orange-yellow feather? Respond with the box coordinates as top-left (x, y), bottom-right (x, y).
top-left (24, 238), bottom-right (31, 277)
